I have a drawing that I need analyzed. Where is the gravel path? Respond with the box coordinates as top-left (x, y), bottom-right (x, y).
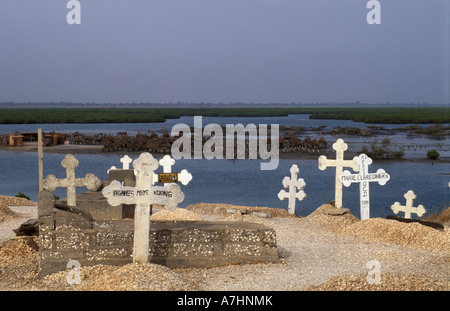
top-left (175, 214), bottom-right (448, 291)
top-left (0, 199), bottom-right (448, 291)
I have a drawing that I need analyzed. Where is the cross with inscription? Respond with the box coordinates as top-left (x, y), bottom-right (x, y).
top-left (102, 152), bottom-right (185, 263)
top-left (391, 190), bottom-right (426, 219)
top-left (43, 154), bottom-right (101, 207)
top-left (340, 153), bottom-right (390, 220)
top-left (152, 155), bottom-right (193, 186)
top-left (318, 139), bottom-right (360, 209)
top-left (277, 164), bottom-right (306, 214)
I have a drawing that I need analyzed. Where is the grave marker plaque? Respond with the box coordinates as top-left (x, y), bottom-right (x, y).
top-left (158, 173), bottom-right (178, 183)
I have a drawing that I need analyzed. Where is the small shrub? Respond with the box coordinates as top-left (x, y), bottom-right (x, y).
top-left (426, 149), bottom-right (440, 160)
top-left (391, 149), bottom-right (405, 158)
top-left (15, 192), bottom-right (30, 200)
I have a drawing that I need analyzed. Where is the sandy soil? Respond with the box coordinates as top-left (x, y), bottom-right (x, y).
top-left (0, 198), bottom-right (448, 291)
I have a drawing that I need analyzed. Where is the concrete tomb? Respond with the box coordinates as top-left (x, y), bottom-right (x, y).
top-left (37, 152), bottom-right (278, 277)
top-left (277, 164), bottom-right (306, 214)
top-left (391, 190), bottom-right (426, 219)
top-left (340, 153), bottom-right (390, 220)
top-left (37, 189), bottom-right (278, 277)
top-left (318, 139), bottom-right (359, 209)
top-left (102, 152), bottom-right (184, 263)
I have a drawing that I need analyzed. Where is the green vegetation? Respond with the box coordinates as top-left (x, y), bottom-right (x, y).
top-left (395, 124), bottom-right (449, 137)
top-left (0, 107), bottom-right (448, 124)
top-left (0, 107), bottom-right (302, 124)
top-left (307, 107), bottom-right (449, 124)
top-left (426, 149), bottom-right (440, 160)
top-left (15, 192), bottom-right (30, 200)
top-left (359, 139), bottom-right (405, 159)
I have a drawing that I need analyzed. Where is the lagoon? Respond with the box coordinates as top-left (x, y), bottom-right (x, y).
top-left (0, 150), bottom-right (447, 219)
top-left (0, 115), bottom-right (448, 219)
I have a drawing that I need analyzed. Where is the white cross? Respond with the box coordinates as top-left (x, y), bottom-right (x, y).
top-left (102, 152), bottom-right (185, 263)
top-left (152, 155), bottom-right (193, 186)
top-left (120, 155), bottom-right (133, 169)
top-left (277, 164), bottom-right (306, 214)
top-left (340, 154), bottom-right (390, 220)
top-left (159, 155), bottom-right (175, 173)
top-left (43, 154), bottom-right (101, 207)
top-left (318, 139), bottom-right (359, 209)
top-left (391, 190), bottom-right (426, 219)
top-left (177, 169), bottom-right (193, 186)
top-left (108, 155), bottom-right (137, 176)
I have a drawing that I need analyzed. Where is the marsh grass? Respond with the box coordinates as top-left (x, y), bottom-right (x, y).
top-left (0, 107), bottom-right (448, 124)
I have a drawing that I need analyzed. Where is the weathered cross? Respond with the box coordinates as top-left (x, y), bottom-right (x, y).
top-left (107, 155), bottom-right (136, 175)
top-left (102, 152), bottom-right (185, 263)
top-left (391, 190), bottom-right (426, 219)
top-left (120, 155), bottom-right (133, 169)
top-left (340, 153), bottom-right (390, 220)
top-left (277, 164), bottom-right (306, 214)
top-left (43, 154), bottom-right (101, 207)
top-left (152, 155), bottom-right (193, 186)
top-left (318, 138), bottom-right (359, 209)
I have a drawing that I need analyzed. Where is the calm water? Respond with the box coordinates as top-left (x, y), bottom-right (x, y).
top-left (0, 150), bottom-right (448, 219)
top-left (0, 115), bottom-right (448, 219)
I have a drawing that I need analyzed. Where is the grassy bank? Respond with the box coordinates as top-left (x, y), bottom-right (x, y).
top-left (307, 107), bottom-right (449, 124)
top-left (0, 107), bottom-right (448, 124)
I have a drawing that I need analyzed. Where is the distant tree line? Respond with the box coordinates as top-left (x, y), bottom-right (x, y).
top-left (0, 107), bottom-right (448, 124)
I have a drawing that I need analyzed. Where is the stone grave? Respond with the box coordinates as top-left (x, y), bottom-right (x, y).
top-left (277, 164), bottom-right (306, 214)
top-left (37, 152), bottom-right (279, 277)
top-left (340, 153), bottom-right (390, 220)
top-left (48, 154), bottom-right (135, 220)
top-left (318, 138), bottom-right (359, 209)
top-left (102, 152), bottom-right (185, 262)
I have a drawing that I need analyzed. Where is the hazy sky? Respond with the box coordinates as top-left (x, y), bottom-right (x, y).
top-left (0, 0), bottom-right (448, 104)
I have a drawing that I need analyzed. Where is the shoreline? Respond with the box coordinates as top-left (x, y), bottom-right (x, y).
top-left (1, 143), bottom-right (448, 163)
